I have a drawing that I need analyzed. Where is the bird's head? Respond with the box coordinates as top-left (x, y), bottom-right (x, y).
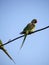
top-left (31, 19), bottom-right (37, 24)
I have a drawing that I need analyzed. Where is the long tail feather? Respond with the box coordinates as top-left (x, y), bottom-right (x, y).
top-left (20, 35), bottom-right (27, 50)
top-left (1, 47), bottom-right (15, 64)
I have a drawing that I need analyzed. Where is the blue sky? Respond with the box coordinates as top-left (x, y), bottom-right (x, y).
top-left (0, 0), bottom-right (49, 65)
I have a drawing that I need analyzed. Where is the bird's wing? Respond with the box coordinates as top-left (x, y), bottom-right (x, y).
top-left (20, 23), bottom-right (32, 34)
top-left (20, 35), bottom-right (27, 50)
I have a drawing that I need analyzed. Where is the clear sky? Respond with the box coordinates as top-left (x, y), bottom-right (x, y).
top-left (0, 0), bottom-right (49, 65)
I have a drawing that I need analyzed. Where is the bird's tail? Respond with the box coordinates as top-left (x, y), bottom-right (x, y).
top-left (1, 47), bottom-right (15, 64)
top-left (20, 35), bottom-right (27, 50)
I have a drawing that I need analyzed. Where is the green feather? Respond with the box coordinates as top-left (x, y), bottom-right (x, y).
top-left (0, 40), bottom-right (15, 64)
top-left (20, 35), bottom-right (27, 50)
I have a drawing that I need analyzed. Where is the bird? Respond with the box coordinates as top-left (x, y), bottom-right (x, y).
top-left (0, 40), bottom-right (15, 64)
top-left (20, 19), bottom-right (37, 50)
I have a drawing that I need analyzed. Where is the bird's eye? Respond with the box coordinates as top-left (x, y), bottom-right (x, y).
top-left (34, 20), bottom-right (37, 23)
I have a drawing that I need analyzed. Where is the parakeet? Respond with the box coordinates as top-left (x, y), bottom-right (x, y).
top-left (20, 19), bottom-right (37, 49)
top-left (0, 40), bottom-right (15, 64)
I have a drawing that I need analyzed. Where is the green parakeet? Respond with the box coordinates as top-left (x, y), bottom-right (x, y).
top-left (0, 40), bottom-right (15, 63)
top-left (20, 19), bottom-right (37, 49)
